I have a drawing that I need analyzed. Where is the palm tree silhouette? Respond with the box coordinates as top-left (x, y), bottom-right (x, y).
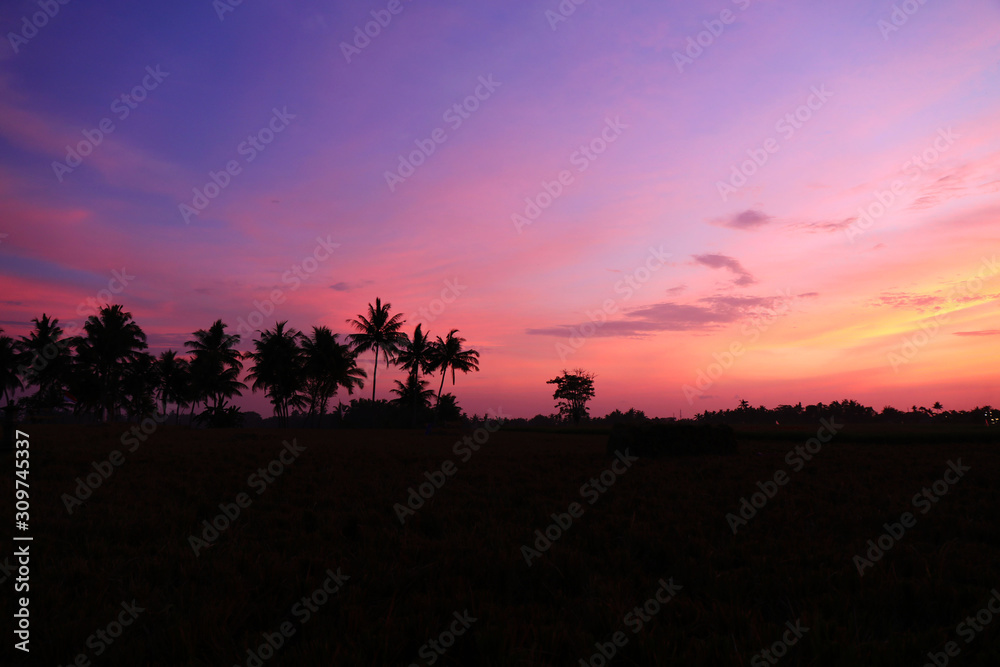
top-left (18, 314), bottom-right (72, 411)
top-left (0, 329), bottom-right (23, 450)
top-left (185, 320), bottom-right (245, 413)
top-left (397, 324), bottom-right (437, 425)
top-left (346, 298), bottom-right (407, 401)
top-left (397, 324), bottom-right (435, 382)
top-left (121, 351), bottom-right (159, 421)
top-left (245, 321), bottom-right (307, 426)
top-left (74, 305), bottom-right (148, 421)
top-left (427, 329), bottom-right (480, 409)
top-left (301, 326), bottom-right (366, 423)
top-left (0, 329), bottom-right (24, 411)
top-left (390, 374), bottom-right (435, 412)
top-left (156, 350), bottom-right (192, 423)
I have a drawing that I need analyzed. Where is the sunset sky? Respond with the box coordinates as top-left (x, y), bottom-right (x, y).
top-left (2, 0), bottom-right (999, 418)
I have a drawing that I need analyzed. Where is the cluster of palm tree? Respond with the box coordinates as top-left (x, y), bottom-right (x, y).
top-left (2, 307), bottom-right (154, 422)
top-left (1, 297), bottom-right (480, 427)
top-left (242, 322), bottom-right (366, 426)
top-left (1, 309), bottom-right (250, 424)
top-left (346, 298), bottom-right (480, 422)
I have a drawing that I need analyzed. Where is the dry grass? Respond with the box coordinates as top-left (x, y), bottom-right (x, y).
top-left (3, 423), bottom-right (1000, 666)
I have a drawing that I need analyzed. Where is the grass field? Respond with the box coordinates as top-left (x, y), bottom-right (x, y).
top-left (3, 423), bottom-right (1000, 666)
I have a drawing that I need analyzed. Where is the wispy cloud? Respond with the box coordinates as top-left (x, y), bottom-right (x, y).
top-left (693, 254), bottom-right (756, 287)
top-left (712, 209), bottom-right (772, 230)
top-left (526, 293), bottom-right (796, 338)
top-left (788, 217), bottom-right (854, 233)
top-left (330, 280), bottom-right (374, 292)
top-left (870, 289), bottom-right (1000, 312)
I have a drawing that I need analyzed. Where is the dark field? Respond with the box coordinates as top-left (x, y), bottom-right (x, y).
top-left (3, 423), bottom-right (1000, 666)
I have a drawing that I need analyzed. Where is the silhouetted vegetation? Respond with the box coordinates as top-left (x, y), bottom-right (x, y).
top-left (546, 368), bottom-right (596, 424)
top-left (1, 300), bottom-right (480, 432)
top-left (694, 399), bottom-right (994, 426)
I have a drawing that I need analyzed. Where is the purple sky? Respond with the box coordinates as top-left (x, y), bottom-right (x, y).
top-left (2, 0), bottom-right (1000, 418)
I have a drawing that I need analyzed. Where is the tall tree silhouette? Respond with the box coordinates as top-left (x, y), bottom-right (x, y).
top-left (390, 374), bottom-right (435, 413)
top-left (185, 320), bottom-right (245, 412)
top-left (0, 329), bottom-right (24, 412)
top-left (301, 326), bottom-right (366, 423)
top-left (398, 324), bottom-right (434, 382)
top-left (547, 368), bottom-right (596, 424)
top-left (245, 321), bottom-right (307, 426)
top-left (18, 314), bottom-right (72, 411)
top-left (121, 352), bottom-right (159, 421)
top-left (73, 305), bottom-right (148, 421)
top-left (346, 298), bottom-right (407, 401)
top-left (427, 329), bottom-right (480, 409)
top-left (0, 329), bottom-right (22, 450)
top-left (397, 324), bottom-right (436, 424)
top-left (156, 350), bottom-right (191, 424)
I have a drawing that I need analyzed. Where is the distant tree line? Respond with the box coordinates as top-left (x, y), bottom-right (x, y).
top-left (0, 298), bottom-right (480, 429)
top-left (694, 399), bottom-right (995, 426)
top-left (506, 399), bottom-right (995, 429)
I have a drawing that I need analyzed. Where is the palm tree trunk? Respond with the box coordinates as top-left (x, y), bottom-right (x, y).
top-left (436, 366), bottom-right (447, 404)
top-left (412, 370), bottom-right (419, 427)
top-left (434, 365), bottom-right (449, 422)
top-left (371, 344), bottom-right (379, 401)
